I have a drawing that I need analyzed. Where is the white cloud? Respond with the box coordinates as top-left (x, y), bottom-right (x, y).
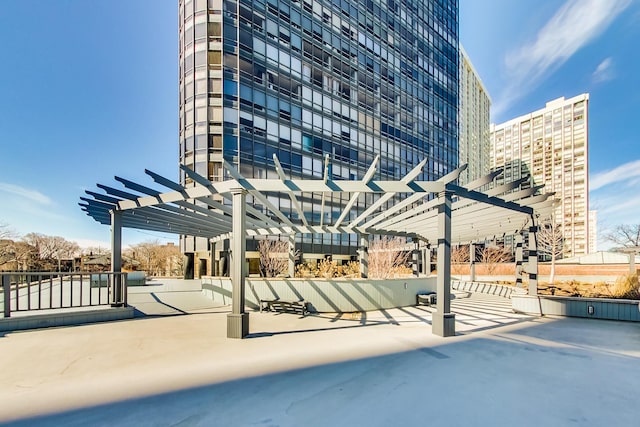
top-left (591, 57), bottom-right (615, 83)
top-left (590, 160), bottom-right (640, 247)
top-left (590, 159), bottom-right (640, 190)
top-left (0, 182), bottom-right (52, 206)
top-left (494, 0), bottom-right (631, 117)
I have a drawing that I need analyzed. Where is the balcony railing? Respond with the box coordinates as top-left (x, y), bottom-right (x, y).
top-left (1, 272), bottom-right (128, 318)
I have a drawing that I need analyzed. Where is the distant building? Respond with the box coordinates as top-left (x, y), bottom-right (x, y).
top-left (490, 94), bottom-right (590, 257)
top-left (458, 45), bottom-right (491, 185)
top-left (588, 210), bottom-right (597, 253)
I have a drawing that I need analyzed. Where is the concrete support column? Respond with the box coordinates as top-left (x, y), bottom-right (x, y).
top-left (469, 243), bottom-right (476, 282)
top-left (358, 234), bottom-right (369, 278)
top-left (288, 234), bottom-right (296, 278)
top-left (515, 234), bottom-right (523, 288)
top-left (184, 253), bottom-right (194, 279)
top-left (211, 240), bottom-right (218, 276)
top-left (227, 188), bottom-right (249, 339)
top-left (198, 258), bottom-right (207, 278)
top-left (433, 190), bottom-right (455, 337)
top-left (421, 248), bottom-right (429, 275)
top-left (110, 210), bottom-right (123, 307)
top-left (528, 226), bottom-right (538, 295)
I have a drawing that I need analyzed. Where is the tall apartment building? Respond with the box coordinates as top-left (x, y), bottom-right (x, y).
top-left (178, 0), bottom-right (459, 269)
top-left (490, 94), bottom-right (590, 257)
top-left (458, 45), bottom-right (491, 186)
top-left (588, 210), bottom-right (597, 253)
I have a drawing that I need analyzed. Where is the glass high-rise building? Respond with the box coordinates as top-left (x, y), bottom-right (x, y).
top-left (178, 0), bottom-right (459, 271)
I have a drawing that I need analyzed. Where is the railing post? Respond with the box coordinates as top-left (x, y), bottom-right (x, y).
top-left (3, 274), bottom-right (10, 318)
top-left (110, 208), bottom-right (123, 307)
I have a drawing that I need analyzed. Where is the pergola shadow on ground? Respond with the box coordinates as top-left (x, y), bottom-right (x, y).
top-left (2, 291), bottom-right (639, 426)
top-left (80, 155), bottom-right (553, 337)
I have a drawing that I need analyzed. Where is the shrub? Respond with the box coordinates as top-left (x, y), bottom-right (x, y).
top-left (608, 274), bottom-right (640, 299)
top-left (295, 260), bottom-right (360, 278)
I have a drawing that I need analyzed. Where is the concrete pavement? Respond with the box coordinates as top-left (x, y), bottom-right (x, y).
top-left (1, 291), bottom-right (639, 426)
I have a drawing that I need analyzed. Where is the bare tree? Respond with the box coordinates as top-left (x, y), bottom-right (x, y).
top-left (82, 246), bottom-right (110, 256)
top-left (22, 233), bottom-right (80, 271)
top-left (450, 245), bottom-right (470, 275)
top-left (127, 240), bottom-right (183, 276)
top-left (605, 224), bottom-right (640, 249)
top-left (0, 223), bottom-right (18, 269)
top-left (368, 236), bottom-right (412, 279)
top-left (537, 220), bottom-right (564, 284)
top-left (170, 251), bottom-right (186, 277)
top-left (480, 244), bottom-right (512, 275)
top-left (0, 241), bottom-right (16, 269)
top-left (129, 240), bottom-right (161, 276)
top-left (258, 239), bottom-right (289, 277)
top-left (0, 223), bottom-right (16, 240)
top-left (13, 242), bottom-right (37, 271)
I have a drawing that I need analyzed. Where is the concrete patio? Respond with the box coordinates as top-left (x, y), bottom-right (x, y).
top-left (1, 288), bottom-right (639, 426)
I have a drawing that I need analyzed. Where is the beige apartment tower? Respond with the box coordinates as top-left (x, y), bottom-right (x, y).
top-left (458, 45), bottom-right (491, 185)
top-left (490, 94), bottom-right (589, 257)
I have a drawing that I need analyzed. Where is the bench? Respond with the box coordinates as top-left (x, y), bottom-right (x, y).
top-left (260, 299), bottom-right (309, 316)
top-left (416, 292), bottom-right (437, 306)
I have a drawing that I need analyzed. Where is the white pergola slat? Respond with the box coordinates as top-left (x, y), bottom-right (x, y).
top-left (80, 156), bottom-right (554, 339)
top-left (81, 157), bottom-right (552, 245)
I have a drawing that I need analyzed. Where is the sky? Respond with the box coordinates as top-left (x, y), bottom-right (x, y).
top-left (0, 0), bottom-right (639, 251)
top-left (460, 0), bottom-right (640, 249)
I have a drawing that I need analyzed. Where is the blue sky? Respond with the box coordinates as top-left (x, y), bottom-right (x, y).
top-left (0, 1), bottom-right (178, 248)
top-left (461, 0), bottom-right (640, 249)
top-left (0, 0), bottom-right (638, 250)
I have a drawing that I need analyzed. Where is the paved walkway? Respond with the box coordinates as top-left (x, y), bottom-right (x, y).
top-left (1, 289), bottom-right (639, 426)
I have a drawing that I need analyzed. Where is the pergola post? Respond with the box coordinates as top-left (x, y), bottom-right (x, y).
top-left (433, 190), bottom-right (455, 337)
top-left (528, 225), bottom-right (538, 295)
top-left (227, 188), bottom-right (249, 339)
top-left (412, 241), bottom-right (420, 277)
top-left (359, 234), bottom-right (369, 278)
top-left (515, 233), bottom-right (523, 288)
top-left (288, 234), bottom-right (296, 278)
top-left (210, 240), bottom-right (218, 276)
top-left (469, 243), bottom-right (476, 282)
top-left (421, 246), bottom-right (429, 275)
top-left (629, 253), bottom-right (636, 275)
top-left (110, 209), bottom-right (123, 307)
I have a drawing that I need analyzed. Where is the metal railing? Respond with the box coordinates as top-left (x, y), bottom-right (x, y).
top-left (1, 272), bottom-right (128, 318)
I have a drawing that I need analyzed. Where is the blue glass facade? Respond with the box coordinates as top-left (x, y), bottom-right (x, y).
top-left (179, 0), bottom-right (459, 257)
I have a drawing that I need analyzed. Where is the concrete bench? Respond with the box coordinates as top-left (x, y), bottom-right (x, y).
top-left (260, 299), bottom-right (309, 316)
top-left (416, 292), bottom-right (437, 306)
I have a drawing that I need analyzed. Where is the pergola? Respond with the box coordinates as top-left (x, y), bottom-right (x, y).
top-left (80, 155), bottom-right (554, 337)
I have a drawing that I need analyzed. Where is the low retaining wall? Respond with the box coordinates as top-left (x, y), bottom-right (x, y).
top-left (201, 276), bottom-right (437, 313)
top-left (0, 307), bottom-right (135, 332)
top-left (512, 294), bottom-right (640, 322)
top-left (451, 280), bottom-right (521, 298)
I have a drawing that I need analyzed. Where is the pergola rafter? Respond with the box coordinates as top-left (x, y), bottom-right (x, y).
top-left (80, 155), bottom-right (554, 338)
